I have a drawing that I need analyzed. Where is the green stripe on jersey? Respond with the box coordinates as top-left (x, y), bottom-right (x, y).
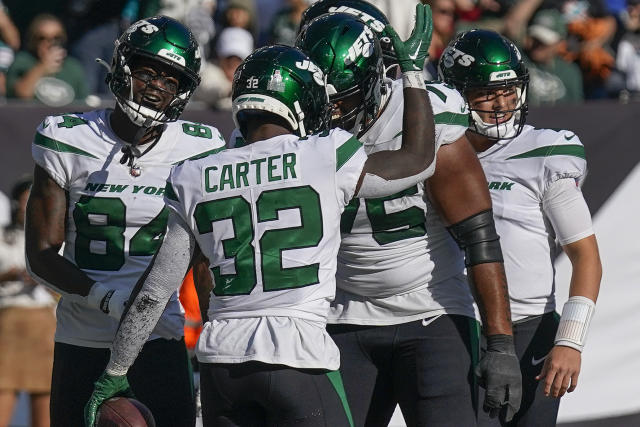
top-left (336, 136), bottom-right (362, 171)
top-left (426, 85), bottom-right (447, 103)
top-left (326, 371), bottom-right (354, 427)
top-left (507, 144), bottom-right (585, 160)
top-left (173, 146), bottom-right (226, 164)
top-left (34, 133), bottom-right (98, 159)
top-left (165, 181), bottom-right (179, 201)
top-left (434, 112), bottom-right (469, 127)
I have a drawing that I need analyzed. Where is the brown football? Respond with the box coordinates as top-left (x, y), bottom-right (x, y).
top-left (96, 397), bottom-right (156, 427)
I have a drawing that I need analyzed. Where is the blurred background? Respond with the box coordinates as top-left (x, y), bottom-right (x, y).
top-left (0, 1), bottom-right (638, 426)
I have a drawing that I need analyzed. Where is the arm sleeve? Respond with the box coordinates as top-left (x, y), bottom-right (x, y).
top-left (542, 178), bottom-right (594, 245)
top-left (105, 211), bottom-right (196, 376)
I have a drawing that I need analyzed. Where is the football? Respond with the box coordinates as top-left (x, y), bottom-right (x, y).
top-left (96, 397), bottom-right (156, 427)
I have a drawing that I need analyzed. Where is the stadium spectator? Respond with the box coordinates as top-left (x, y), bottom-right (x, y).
top-left (220, 0), bottom-right (258, 38)
top-left (560, 0), bottom-right (617, 98)
top-left (6, 14), bottom-right (87, 106)
top-left (615, 0), bottom-right (640, 95)
top-left (524, 9), bottom-right (584, 105)
top-left (0, 176), bottom-right (56, 427)
top-left (422, 0), bottom-right (457, 79)
top-left (0, 42), bottom-right (13, 97)
top-left (67, 1), bottom-right (130, 98)
top-left (269, 0), bottom-right (311, 45)
top-left (0, 2), bottom-right (19, 97)
top-left (159, 0), bottom-right (217, 60)
top-left (195, 26), bottom-right (253, 109)
top-left (0, 1), bottom-right (19, 51)
top-left (454, 0), bottom-right (518, 33)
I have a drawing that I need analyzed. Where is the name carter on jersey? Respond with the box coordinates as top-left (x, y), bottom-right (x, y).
top-left (204, 152), bottom-right (298, 193)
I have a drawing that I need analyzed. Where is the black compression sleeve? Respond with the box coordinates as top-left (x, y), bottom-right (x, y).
top-left (447, 209), bottom-right (504, 267)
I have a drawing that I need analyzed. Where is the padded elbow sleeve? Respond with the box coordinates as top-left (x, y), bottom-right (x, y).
top-left (447, 209), bottom-right (503, 267)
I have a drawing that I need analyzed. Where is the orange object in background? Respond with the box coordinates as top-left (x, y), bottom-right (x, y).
top-left (179, 269), bottom-right (203, 352)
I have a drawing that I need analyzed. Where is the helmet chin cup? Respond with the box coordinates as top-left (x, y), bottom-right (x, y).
top-left (117, 98), bottom-right (166, 128)
top-left (471, 112), bottom-right (518, 140)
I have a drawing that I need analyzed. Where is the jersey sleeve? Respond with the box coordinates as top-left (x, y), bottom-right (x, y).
top-left (31, 115), bottom-right (80, 189)
top-left (428, 82), bottom-right (469, 148)
top-left (542, 130), bottom-right (588, 191)
top-left (164, 163), bottom-right (191, 224)
top-left (332, 129), bottom-right (368, 207)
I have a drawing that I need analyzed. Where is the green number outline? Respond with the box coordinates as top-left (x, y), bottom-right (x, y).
top-left (73, 196), bottom-right (169, 271)
top-left (182, 122), bottom-right (213, 139)
top-left (194, 186), bottom-right (324, 296)
top-left (194, 196), bottom-right (257, 296)
top-left (257, 186), bottom-right (322, 292)
top-left (340, 185), bottom-right (427, 245)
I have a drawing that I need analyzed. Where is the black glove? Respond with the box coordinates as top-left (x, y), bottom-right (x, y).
top-left (476, 334), bottom-right (522, 423)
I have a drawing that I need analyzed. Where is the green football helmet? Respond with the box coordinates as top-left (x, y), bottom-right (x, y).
top-left (299, 0), bottom-right (396, 69)
top-left (231, 45), bottom-right (331, 138)
top-left (438, 29), bottom-right (529, 140)
top-left (108, 16), bottom-right (201, 127)
top-left (296, 12), bottom-right (385, 136)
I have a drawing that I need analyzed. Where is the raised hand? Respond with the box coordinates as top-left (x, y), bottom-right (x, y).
top-left (384, 3), bottom-right (433, 72)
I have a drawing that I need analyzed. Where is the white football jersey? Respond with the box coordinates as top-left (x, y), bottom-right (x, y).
top-left (32, 109), bottom-right (226, 347)
top-left (477, 124), bottom-right (588, 321)
top-left (330, 80), bottom-right (477, 325)
top-left (165, 129), bottom-right (367, 369)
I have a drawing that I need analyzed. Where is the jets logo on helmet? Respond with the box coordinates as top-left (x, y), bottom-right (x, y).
top-left (345, 26), bottom-right (375, 65)
top-left (295, 60), bottom-right (325, 87)
top-left (126, 20), bottom-right (158, 35)
top-left (328, 6), bottom-right (386, 33)
top-left (442, 47), bottom-right (475, 68)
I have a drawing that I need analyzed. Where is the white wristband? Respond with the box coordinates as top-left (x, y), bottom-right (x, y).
top-left (555, 296), bottom-right (596, 352)
top-left (87, 282), bottom-right (129, 320)
top-left (402, 71), bottom-right (426, 90)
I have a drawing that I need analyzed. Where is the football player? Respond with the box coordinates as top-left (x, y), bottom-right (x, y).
top-left (24, 16), bottom-right (225, 427)
top-left (84, 5), bottom-right (439, 427)
top-left (440, 29), bottom-right (602, 426)
top-left (296, 4), bottom-right (522, 426)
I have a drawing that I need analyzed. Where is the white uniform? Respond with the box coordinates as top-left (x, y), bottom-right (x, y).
top-left (165, 129), bottom-right (367, 370)
top-left (330, 80), bottom-right (475, 325)
top-left (477, 124), bottom-right (587, 321)
top-left (31, 109), bottom-right (225, 347)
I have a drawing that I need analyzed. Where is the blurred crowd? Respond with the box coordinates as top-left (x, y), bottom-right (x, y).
top-left (0, 0), bottom-right (639, 108)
